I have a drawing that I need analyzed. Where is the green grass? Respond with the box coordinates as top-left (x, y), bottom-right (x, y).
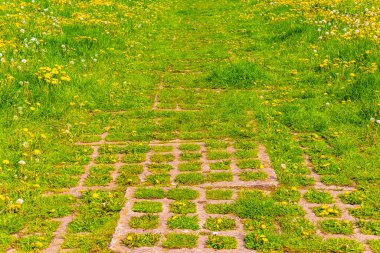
top-left (320, 220), bottom-right (354, 235)
top-left (146, 174), bottom-right (171, 186)
top-left (180, 152), bottom-right (201, 161)
top-left (358, 220), bottom-right (380, 235)
top-left (239, 171), bottom-right (267, 181)
top-left (0, 0), bottom-right (379, 251)
top-left (179, 144), bottom-right (201, 151)
top-left (339, 191), bottom-right (366, 205)
top-left (150, 154), bottom-right (174, 163)
top-left (209, 161), bottom-right (230, 170)
top-left (206, 189), bottom-right (233, 200)
top-left (169, 201), bottom-right (196, 214)
top-left (178, 162), bottom-right (202, 172)
top-left (273, 188), bottom-right (301, 203)
top-left (162, 233), bottom-right (198, 249)
top-left (167, 188), bottom-right (199, 200)
top-left (207, 151), bottom-right (231, 160)
top-left (167, 215), bottom-right (199, 230)
top-left (206, 235), bottom-right (237, 250)
top-left (205, 217), bottom-right (236, 231)
top-left (131, 201), bottom-right (163, 213)
top-left (304, 189), bottom-right (334, 204)
top-left (129, 215), bottom-right (159, 229)
top-left (95, 154), bottom-right (118, 164)
top-left (148, 164), bottom-right (173, 173)
top-left (84, 165), bottom-right (113, 186)
top-left (124, 233), bottom-right (160, 248)
top-left (207, 172), bottom-right (233, 182)
top-left (151, 146), bottom-right (173, 152)
top-left (237, 160), bottom-right (261, 169)
top-left (174, 173), bottom-right (205, 185)
top-left (123, 153), bottom-right (146, 163)
top-left (134, 188), bottom-right (165, 199)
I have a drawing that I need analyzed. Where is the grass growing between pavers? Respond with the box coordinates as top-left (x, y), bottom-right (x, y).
top-left (0, 0), bottom-right (379, 251)
top-left (162, 233), bottom-right (198, 249)
top-left (124, 233), bottom-right (160, 248)
top-left (206, 235), bottom-right (237, 250)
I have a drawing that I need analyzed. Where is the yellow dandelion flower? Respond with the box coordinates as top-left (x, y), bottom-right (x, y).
top-left (33, 150), bottom-right (42, 155)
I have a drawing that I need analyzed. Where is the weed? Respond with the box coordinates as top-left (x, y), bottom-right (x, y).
top-left (206, 189), bottom-right (233, 200)
top-left (132, 201), bottom-right (162, 213)
top-left (209, 161), bottom-right (230, 171)
top-left (207, 172), bottom-right (233, 182)
top-left (162, 233), bottom-right (198, 249)
top-left (205, 204), bottom-right (233, 214)
top-left (174, 173), bottom-right (205, 185)
top-left (179, 144), bottom-right (201, 151)
top-left (320, 220), bottom-right (354, 235)
top-left (124, 233), bottom-right (160, 248)
top-left (167, 215), bottom-right (199, 230)
top-left (304, 189), bottom-right (334, 204)
top-left (313, 205), bottom-right (341, 217)
top-left (129, 215), bottom-right (159, 229)
top-left (134, 188), bottom-right (165, 199)
top-left (167, 188), bottom-right (199, 200)
top-left (206, 235), bottom-right (237, 250)
top-left (169, 201), bottom-right (196, 214)
top-left (239, 171), bottom-right (267, 181)
top-left (205, 217), bottom-right (236, 231)
top-left (178, 162), bottom-right (202, 172)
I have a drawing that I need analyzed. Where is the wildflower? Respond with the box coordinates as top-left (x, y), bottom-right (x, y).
top-left (33, 149), bottom-right (41, 155)
top-left (281, 164), bottom-right (286, 169)
top-left (18, 160), bottom-right (26, 165)
top-left (376, 120), bottom-right (380, 124)
top-left (370, 118), bottom-right (376, 122)
top-left (2, 160), bottom-right (10, 165)
top-left (21, 59), bottom-right (27, 63)
top-left (20, 29), bottom-right (25, 33)
top-left (92, 193), bottom-right (100, 198)
top-left (16, 198), bottom-right (24, 205)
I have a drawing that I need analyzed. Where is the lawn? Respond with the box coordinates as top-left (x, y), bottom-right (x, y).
top-left (0, 0), bottom-right (379, 252)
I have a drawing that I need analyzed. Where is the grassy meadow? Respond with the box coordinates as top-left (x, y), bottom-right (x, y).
top-left (0, 0), bottom-right (379, 252)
